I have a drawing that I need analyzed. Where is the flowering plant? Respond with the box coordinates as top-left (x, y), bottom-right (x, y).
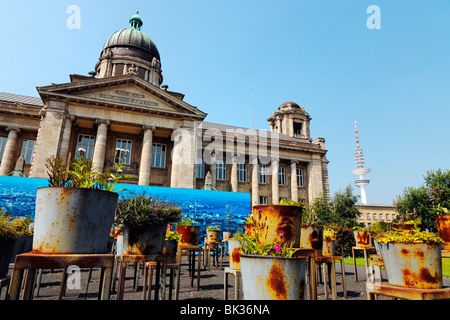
top-left (323, 228), bottom-right (337, 241)
top-left (428, 187), bottom-right (449, 215)
top-left (239, 232), bottom-right (299, 258)
top-left (375, 229), bottom-right (444, 244)
top-left (165, 225), bottom-right (182, 242)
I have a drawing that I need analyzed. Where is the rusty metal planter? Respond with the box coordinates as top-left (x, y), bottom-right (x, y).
top-left (378, 242), bottom-right (443, 289)
top-left (163, 240), bottom-right (178, 263)
top-left (0, 238), bottom-right (17, 278)
top-left (123, 223), bottom-right (167, 255)
top-left (228, 239), bottom-right (242, 270)
top-left (222, 231), bottom-right (232, 241)
top-left (176, 225), bottom-right (200, 246)
top-left (252, 205), bottom-right (303, 247)
top-left (353, 231), bottom-right (372, 247)
top-left (206, 229), bottom-right (221, 243)
top-left (435, 214), bottom-right (450, 250)
top-left (33, 187), bottom-right (118, 254)
top-left (300, 226), bottom-right (323, 256)
top-left (240, 254), bottom-right (307, 300)
top-left (323, 240), bottom-right (336, 256)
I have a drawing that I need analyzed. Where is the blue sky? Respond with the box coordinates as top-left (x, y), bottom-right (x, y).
top-left (0, 1), bottom-right (449, 205)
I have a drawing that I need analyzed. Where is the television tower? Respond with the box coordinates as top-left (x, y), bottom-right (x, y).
top-left (352, 121), bottom-right (370, 204)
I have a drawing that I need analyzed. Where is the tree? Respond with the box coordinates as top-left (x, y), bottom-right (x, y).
top-left (394, 169), bottom-right (450, 232)
top-left (330, 185), bottom-right (361, 228)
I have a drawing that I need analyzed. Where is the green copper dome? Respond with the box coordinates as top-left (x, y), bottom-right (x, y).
top-left (102, 12), bottom-right (160, 62)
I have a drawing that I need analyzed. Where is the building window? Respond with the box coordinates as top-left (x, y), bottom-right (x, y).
top-left (76, 134), bottom-right (95, 159)
top-left (392, 214), bottom-right (396, 220)
top-left (238, 163), bottom-right (247, 182)
top-left (294, 122), bottom-right (302, 137)
top-left (115, 139), bottom-right (132, 165)
top-left (259, 196), bottom-right (268, 205)
top-left (296, 168), bottom-right (304, 187)
top-left (367, 213), bottom-right (371, 220)
top-left (386, 214), bottom-right (390, 221)
top-left (216, 160), bottom-right (226, 180)
top-left (258, 164), bottom-right (267, 184)
top-left (21, 140), bottom-right (35, 164)
top-left (278, 166), bottom-right (286, 185)
top-left (373, 213), bottom-right (377, 220)
top-left (0, 136), bottom-right (7, 160)
top-left (196, 158), bottom-right (205, 178)
top-left (151, 143), bottom-right (166, 168)
top-left (379, 213), bottom-right (384, 220)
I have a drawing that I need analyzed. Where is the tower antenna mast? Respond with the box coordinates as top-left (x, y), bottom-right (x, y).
top-left (352, 120), bottom-right (371, 204)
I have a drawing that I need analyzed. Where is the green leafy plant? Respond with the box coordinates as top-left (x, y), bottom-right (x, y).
top-left (239, 232), bottom-right (299, 258)
top-left (277, 198), bottom-right (304, 208)
top-left (323, 227), bottom-right (337, 241)
top-left (165, 225), bottom-right (182, 242)
top-left (115, 193), bottom-right (182, 227)
top-left (375, 229), bottom-right (444, 244)
top-left (45, 148), bottom-right (134, 192)
top-left (0, 208), bottom-right (33, 240)
top-left (176, 216), bottom-right (195, 226)
top-left (207, 225), bottom-right (220, 231)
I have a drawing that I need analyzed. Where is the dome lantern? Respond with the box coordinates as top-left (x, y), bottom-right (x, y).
top-left (129, 11), bottom-right (143, 30)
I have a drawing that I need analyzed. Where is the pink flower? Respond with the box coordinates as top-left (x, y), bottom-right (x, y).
top-left (273, 245), bottom-right (281, 251)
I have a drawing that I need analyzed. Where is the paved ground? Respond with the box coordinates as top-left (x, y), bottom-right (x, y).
top-left (3, 253), bottom-right (449, 303)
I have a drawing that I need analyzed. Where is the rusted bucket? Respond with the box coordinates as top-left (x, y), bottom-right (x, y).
top-left (240, 254), bottom-right (307, 300)
top-left (123, 223), bottom-right (167, 255)
top-left (300, 225), bottom-right (323, 256)
top-left (435, 214), bottom-right (450, 250)
top-left (353, 231), bottom-right (372, 247)
top-left (177, 225), bottom-right (200, 246)
top-left (228, 239), bottom-right (242, 270)
top-left (252, 205), bottom-right (302, 247)
top-left (33, 187), bottom-right (118, 254)
top-left (163, 240), bottom-right (178, 263)
top-left (0, 238), bottom-right (17, 278)
top-left (378, 242), bottom-right (443, 289)
top-left (323, 240), bottom-right (335, 256)
top-left (206, 229), bottom-right (221, 242)
top-left (222, 231), bottom-right (232, 241)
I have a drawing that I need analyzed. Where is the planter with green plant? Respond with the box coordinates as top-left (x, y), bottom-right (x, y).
top-left (223, 205), bottom-right (234, 241)
top-left (428, 187), bottom-right (450, 250)
top-left (228, 231), bottom-right (244, 270)
top-left (322, 227), bottom-right (337, 256)
top-left (238, 228), bottom-right (307, 300)
top-left (0, 209), bottom-right (31, 278)
top-left (375, 229), bottom-right (444, 289)
top-left (300, 204), bottom-right (323, 256)
top-left (114, 193), bottom-right (182, 255)
top-left (164, 226), bottom-right (182, 263)
top-left (34, 149), bottom-right (133, 254)
top-left (353, 226), bottom-right (372, 247)
top-left (206, 225), bottom-right (221, 243)
top-left (176, 217), bottom-right (200, 246)
top-left (251, 199), bottom-right (303, 247)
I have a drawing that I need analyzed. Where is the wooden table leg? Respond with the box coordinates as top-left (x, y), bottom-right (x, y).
top-left (352, 247), bottom-right (358, 281)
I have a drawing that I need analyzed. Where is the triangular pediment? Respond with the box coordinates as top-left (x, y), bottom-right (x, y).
top-left (36, 74), bottom-right (207, 120)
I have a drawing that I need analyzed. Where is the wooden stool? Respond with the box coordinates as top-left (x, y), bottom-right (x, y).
top-left (315, 256), bottom-right (338, 300)
top-left (143, 249), bottom-right (182, 300)
top-left (224, 267), bottom-right (241, 300)
top-left (366, 282), bottom-right (450, 300)
top-left (204, 241), bottom-right (224, 270)
top-left (115, 254), bottom-right (165, 300)
top-left (293, 248), bottom-right (317, 300)
top-left (0, 276), bottom-right (11, 299)
top-left (352, 246), bottom-right (376, 281)
top-left (178, 245), bottom-right (201, 291)
top-left (6, 252), bottom-right (114, 300)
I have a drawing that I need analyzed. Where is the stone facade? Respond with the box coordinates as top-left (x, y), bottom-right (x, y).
top-left (356, 204), bottom-right (397, 226)
top-left (0, 13), bottom-right (330, 206)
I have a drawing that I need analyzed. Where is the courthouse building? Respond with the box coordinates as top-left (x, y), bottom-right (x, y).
top-left (0, 13), bottom-right (330, 206)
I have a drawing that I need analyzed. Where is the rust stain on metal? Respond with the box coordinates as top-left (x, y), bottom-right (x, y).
top-left (355, 231), bottom-right (370, 246)
top-left (232, 247), bottom-right (241, 264)
top-left (309, 230), bottom-right (323, 250)
top-left (402, 267), bottom-right (441, 288)
top-left (435, 215), bottom-right (450, 249)
top-left (266, 264), bottom-right (287, 300)
top-left (415, 249), bottom-right (425, 260)
top-left (400, 248), bottom-right (410, 257)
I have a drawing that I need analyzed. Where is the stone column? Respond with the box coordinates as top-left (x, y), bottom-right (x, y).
top-left (210, 152), bottom-right (217, 188)
top-left (271, 158), bottom-right (279, 204)
top-left (170, 127), bottom-right (196, 189)
top-left (138, 126), bottom-right (155, 186)
top-left (59, 115), bottom-right (75, 165)
top-left (290, 161), bottom-right (298, 202)
top-left (92, 119), bottom-right (110, 173)
top-left (231, 155), bottom-right (238, 192)
top-left (0, 127), bottom-right (20, 176)
top-left (251, 156), bottom-right (259, 207)
top-left (307, 157), bottom-right (324, 203)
